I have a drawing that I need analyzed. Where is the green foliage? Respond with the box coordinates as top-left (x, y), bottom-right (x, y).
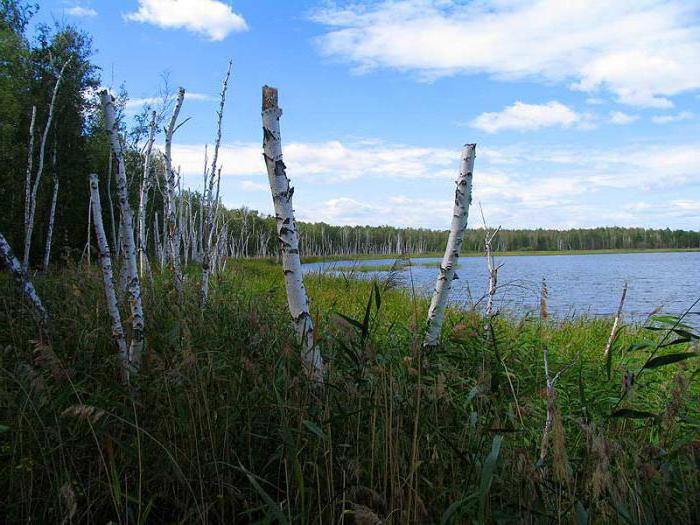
top-left (0, 261), bottom-right (697, 523)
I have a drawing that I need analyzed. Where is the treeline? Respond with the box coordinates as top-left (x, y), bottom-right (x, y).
top-left (1, 1), bottom-right (698, 274)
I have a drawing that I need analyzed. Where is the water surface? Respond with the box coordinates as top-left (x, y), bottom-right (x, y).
top-left (303, 252), bottom-right (700, 322)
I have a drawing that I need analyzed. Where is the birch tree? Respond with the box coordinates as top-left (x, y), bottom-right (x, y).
top-left (23, 105), bottom-right (36, 247)
top-left (262, 85), bottom-right (323, 381)
top-left (100, 90), bottom-right (145, 373)
top-left (164, 88), bottom-right (185, 294)
top-left (604, 282), bottom-right (628, 357)
top-left (89, 174), bottom-right (130, 381)
top-left (137, 110), bottom-right (157, 277)
top-left (424, 144), bottom-right (476, 347)
top-left (200, 62), bottom-right (231, 308)
top-left (0, 231), bottom-right (49, 333)
top-left (41, 145), bottom-right (59, 272)
top-left (23, 58), bottom-right (71, 272)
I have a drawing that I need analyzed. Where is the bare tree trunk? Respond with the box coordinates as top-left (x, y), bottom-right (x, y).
top-left (0, 231), bottom-right (49, 333)
top-left (164, 88), bottom-right (185, 295)
top-left (480, 205), bottom-right (502, 317)
top-left (262, 85), bottom-right (323, 381)
top-left (42, 146), bottom-right (59, 272)
top-left (604, 282), bottom-right (628, 356)
top-left (424, 144), bottom-right (476, 347)
top-left (106, 151), bottom-right (117, 254)
top-left (200, 62), bottom-right (232, 308)
top-left (23, 58), bottom-right (71, 272)
top-left (23, 106), bottom-right (36, 249)
top-left (138, 110), bottom-right (157, 277)
top-left (89, 174), bottom-right (130, 382)
top-left (100, 90), bottom-right (145, 373)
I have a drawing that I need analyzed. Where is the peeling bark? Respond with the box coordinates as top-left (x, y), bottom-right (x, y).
top-left (0, 231), bottom-right (49, 333)
top-left (200, 62), bottom-right (231, 308)
top-left (89, 174), bottom-right (130, 381)
top-left (262, 85), bottom-right (323, 381)
top-left (42, 146), bottom-right (59, 272)
top-left (424, 144), bottom-right (476, 347)
top-left (23, 58), bottom-right (71, 272)
top-left (164, 88), bottom-right (185, 295)
top-left (100, 90), bottom-right (145, 373)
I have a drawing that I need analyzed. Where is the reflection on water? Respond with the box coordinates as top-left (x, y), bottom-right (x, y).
top-left (303, 252), bottom-right (700, 322)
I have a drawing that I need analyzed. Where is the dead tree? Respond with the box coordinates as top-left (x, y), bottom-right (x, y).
top-left (42, 146), bottom-right (59, 272)
top-left (137, 110), bottom-right (157, 277)
top-left (164, 88), bottom-right (185, 295)
top-left (604, 282), bottom-right (628, 357)
top-left (89, 174), bottom-right (130, 381)
top-left (23, 58), bottom-right (71, 272)
top-left (200, 62), bottom-right (231, 308)
top-left (424, 144), bottom-right (476, 347)
top-left (262, 85), bottom-right (323, 381)
top-left (100, 90), bottom-right (145, 373)
top-left (0, 231), bottom-right (49, 333)
top-left (479, 204), bottom-right (503, 317)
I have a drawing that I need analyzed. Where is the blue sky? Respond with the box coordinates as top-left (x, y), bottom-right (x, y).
top-left (36, 0), bottom-right (700, 230)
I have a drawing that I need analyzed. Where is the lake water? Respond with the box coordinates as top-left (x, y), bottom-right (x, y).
top-left (303, 252), bottom-right (700, 322)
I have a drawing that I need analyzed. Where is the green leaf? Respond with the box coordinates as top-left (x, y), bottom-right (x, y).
top-left (374, 281), bottom-right (381, 311)
top-left (440, 495), bottom-right (476, 525)
top-left (239, 463), bottom-right (289, 524)
top-left (361, 288), bottom-right (373, 342)
top-left (644, 352), bottom-right (700, 369)
top-left (302, 420), bottom-right (326, 440)
top-left (336, 313), bottom-right (363, 332)
top-left (478, 434), bottom-right (503, 520)
top-left (575, 501), bottom-right (589, 525)
top-left (0, 424), bottom-right (9, 433)
top-left (611, 409), bottom-right (658, 420)
top-left (627, 342), bottom-right (652, 353)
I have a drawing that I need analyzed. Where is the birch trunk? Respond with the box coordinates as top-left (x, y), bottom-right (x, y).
top-left (100, 90), bottom-right (145, 373)
top-left (424, 144), bottom-right (476, 347)
top-left (164, 88), bottom-right (185, 295)
top-left (604, 282), bottom-right (628, 357)
top-left (42, 147), bottom-right (59, 272)
top-left (23, 106), bottom-right (36, 246)
top-left (262, 85), bottom-right (323, 381)
top-left (138, 110), bottom-right (157, 277)
top-left (23, 58), bottom-right (71, 272)
top-left (0, 231), bottom-right (49, 332)
top-left (89, 174), bottom-right (130, 381)
top-left (200, 62), bottom-right (231, 308)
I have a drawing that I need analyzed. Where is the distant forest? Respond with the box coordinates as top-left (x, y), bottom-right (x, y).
top-left (1, 2), bottom-right (698, 269)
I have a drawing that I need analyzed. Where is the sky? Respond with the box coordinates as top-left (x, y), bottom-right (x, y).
top-left (35, 0), bottom-right (700, 230)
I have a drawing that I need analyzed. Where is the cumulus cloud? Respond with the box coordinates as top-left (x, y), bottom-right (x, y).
top-left (124, 92), bottom-right (214, 112)
top-left (470, 101), bottom-right (581, 133)
top-left (609, 111), bottom-right (638, 125)
top-left (66, 6), bottom-right (97, 17)
top-left (312, 0), bottom-right (700, 107)
top-left (125, 0), bottom-right (247, 41)
top-left (651, 111), bottom-right (693, 124)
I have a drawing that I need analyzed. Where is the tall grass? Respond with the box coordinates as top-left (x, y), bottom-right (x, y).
top-left (0, 259), bottom-right (698, 523)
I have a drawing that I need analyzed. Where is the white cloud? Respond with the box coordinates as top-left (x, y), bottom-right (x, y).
top-left (124, 92), bottom-right (214, 113)
top-left (66, 6), bottom-right (97, 17)
top-left (240, 180), bottom-right (268, 192)
top-left (125, 0), bottom-right (248, 41)
top-left (470, 101), bottom-right (581, 133)
top-left (651, 111), bottom-right (693, 124)
top-left (609, 111), bottom-right (638, 125)
top-left (312, 0), bottom-right (700, 107)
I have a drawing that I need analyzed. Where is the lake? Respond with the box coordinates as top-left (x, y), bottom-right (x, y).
top-left (303, 251), bottom-right (700, 322)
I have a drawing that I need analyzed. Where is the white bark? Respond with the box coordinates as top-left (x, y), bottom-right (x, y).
top-left (23, 58), bottom-right (71, 272)
top-left (424, 144), bottom-right (476, 347)
top-left (89, 174), bottom-right (130, 381)
top-left (0, 231), bottom-right (49, 332)
top-left (262, 86), bottom-right (323, 381)
top-left (23, 106), bottom-right (36, 247)
top-left (42, 146), bottom-right (59, 272)
top-left (138, 110), bottom-right (157, 277)
top-left (164, 88), bottom-right (185, 295)
top-left (200, 62), bottom-right (231, 308)
top-left (100, 90), bottom-right (145, 373)
top-left (604, 282), bottom-right (628, 357)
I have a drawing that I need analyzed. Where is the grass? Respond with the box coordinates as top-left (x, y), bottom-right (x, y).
top-left (0, 258), bottom-right (698, 523)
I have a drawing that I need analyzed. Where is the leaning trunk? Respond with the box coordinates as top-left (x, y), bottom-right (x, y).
top-left (164, 88), bottom-right (185, 295)
top-left (42, 147), bottom-right (59, 272)
top-left (262, 85), bottom-right (323, 381)
top-left (89, 174), bottom-right (130, 381)
top-left (424, 144), bottom-right (476, 347)
top-left (100, 90), bottom-right (145, 373)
